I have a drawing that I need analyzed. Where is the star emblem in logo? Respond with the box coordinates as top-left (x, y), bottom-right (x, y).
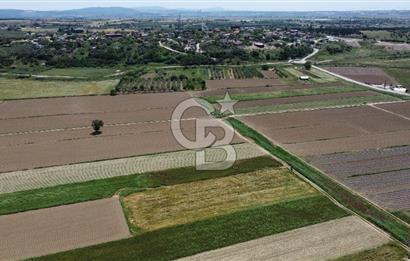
top-left (217, 92), bottom-right (238, 114)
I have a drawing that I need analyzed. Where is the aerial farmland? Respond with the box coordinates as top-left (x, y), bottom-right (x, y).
top-left (0, 7), bottom-right (410, 261)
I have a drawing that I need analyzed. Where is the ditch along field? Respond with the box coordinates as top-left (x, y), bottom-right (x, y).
top-left (0, 77), bottom-right (119, 100)
top-left (0, 92), bottom-right (247, 173)
top-left (0, 197), bottom-right (130, 261)
top-left (30, 154), bottom-right (389, 261)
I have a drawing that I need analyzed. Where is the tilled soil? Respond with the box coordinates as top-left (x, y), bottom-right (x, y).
top-left (0, 197), bottom-right (130, 261)
top-left (231, 91), bottom-right (376, 109)
top-left (206, 79), bottom-right (285, 90)
top-left (177, 216), bottom-right (390, 261)
top-left (376, 101), bottom-right (410, 118)
top-left (323, 67), bottom-right (397, 85)
top-left (0, 120), bottom-right (243, 173)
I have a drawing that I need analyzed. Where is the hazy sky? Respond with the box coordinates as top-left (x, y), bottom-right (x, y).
top-left (1, 0), bottom-right (410, 11)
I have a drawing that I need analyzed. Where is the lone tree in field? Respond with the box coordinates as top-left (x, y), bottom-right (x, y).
top-left (91, 119), bottom-right (104, 135)
top-left (304, 61), bottom-right (312, 70)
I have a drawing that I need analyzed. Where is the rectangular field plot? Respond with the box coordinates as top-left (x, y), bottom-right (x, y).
top-left (0, 92), bottom-right (233, 172)
top-left (0, 143), bottom-right (264, 194)
top-left (0, 197), bottom-right (130, 260)
top-left (308, 146), bottom-right (410, 211)
top-left (241, 105), bottom-right (410, 156)
top-left (205, 79), bottom-right (285, 90)
top-left (177, 216), bottom-right (390, 261)
top-left (123, 167), bottom-right (318, 230)
top-left (323, 67), bottom-right (398, 85)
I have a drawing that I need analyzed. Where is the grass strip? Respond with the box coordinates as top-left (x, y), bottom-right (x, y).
top-left (392, 211), bottom-right (410, 225)
top-left (226, 117), bottom-right (410, 246)
top-left (0, 156), bottom-right (279, 216)
top-left (236, 94), bottom-right (400, 115)
top-left (34, 196), bottom-right (348, 261)
top-left (204, 85), bottom-right (366, 103)
top-left (332, 243), bottom-right (409, 261)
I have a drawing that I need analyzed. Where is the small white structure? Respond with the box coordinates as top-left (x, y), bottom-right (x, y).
top-left (299, 75), bottom-right (310, 81)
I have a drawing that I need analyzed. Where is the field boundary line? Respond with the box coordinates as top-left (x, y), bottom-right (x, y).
top-left (225, 117), bottom-right (409, 252)
top-left (369, 103), bottom-right (410, 121)
top-left (0, 117), bottom-right (200, 137)
top-left (225, 117), bottom-right (410, 249)
top-left (234, 100), bottom-right (404, 118)
top-left (313, 65), bottom-right (410, 98)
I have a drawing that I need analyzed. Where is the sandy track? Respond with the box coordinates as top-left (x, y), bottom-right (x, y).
top-left (0, 143), bottom-right (265, 194)
top-left (0, 197), bottom-right (130, 261)
top-left (177, 216), bottom-right (390, 261)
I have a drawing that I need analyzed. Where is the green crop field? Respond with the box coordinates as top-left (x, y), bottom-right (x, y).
top-left (0, 77), bottom-right (118, 100)
top-left (0, 157), bottom-right (279, 216)
top-left (35, 196), bottom-right (348, 261)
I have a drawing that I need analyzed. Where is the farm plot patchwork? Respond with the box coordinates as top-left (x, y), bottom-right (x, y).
top-left (0, 92), bottom-right (240, 173)
top-left (205, 78), bottom-right (285, 90)
top-left (178, 216), bottom-right (391, 261)
top-left (323, 67), bottom-right (398, 85)
top-left (123, 167), bottom-right (318, 230)
top-left (308, 146), bottom-right (410, 211)
top-left (0, 197), bottom-right (130, 261)
top-left (207, 66), bottom-right (263, 80)
top-left (241, 105), bottom-right (410, 156)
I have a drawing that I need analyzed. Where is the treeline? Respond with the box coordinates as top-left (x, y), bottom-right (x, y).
top-left (278, 44), bottom-right (313, 60)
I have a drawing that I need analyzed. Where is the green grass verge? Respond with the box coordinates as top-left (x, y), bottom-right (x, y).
top-left (226, 117), bottom-right (410, 246)
top-left (34, 195), bottom-right (348, 261)
top-left (332, 243), bottom-right (409, 261)
top-left (204, 85), bottom-right (367, 103)
top-left (0, 156), bottom-right (279, 216)
top-left (393, 211), bottom-right (410, 225)
top-left (235, 94), bottom-right (400, 115)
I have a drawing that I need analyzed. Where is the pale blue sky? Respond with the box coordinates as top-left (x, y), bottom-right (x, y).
top-left (1, 0), bottom-right (410, 11)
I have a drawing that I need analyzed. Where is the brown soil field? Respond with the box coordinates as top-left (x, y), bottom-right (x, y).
top-left (241, 105), bottom-right (410, 156)
top-left (376, 101), bottom-right (410, 118)
top-left (309, 146), bottom-right (410, 210)
top-left (0, 119), bottom-right (243, 173)
top-left (0, 197), bottom-right (130, 260)
top-left (177, 216), bottom-right (390, 261)
top-left (230, 91), bottom-right (376, 110)
top-left (206, 79), bottom-right (285, 90)
top-left (124, 168), bottom-right (317, 230)
top-left (323, 67), bottom-right (397, 85)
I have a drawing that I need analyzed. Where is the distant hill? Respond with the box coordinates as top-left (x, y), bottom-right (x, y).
top-left (0, 7), bottom-right (410, 19)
